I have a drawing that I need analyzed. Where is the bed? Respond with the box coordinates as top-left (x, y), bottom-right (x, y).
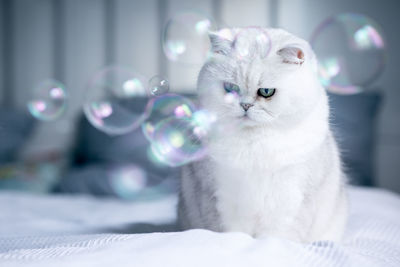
top-left (1, 91), bottom-right (396, 266)
top-left (0, 186), bottom-right (399, 267)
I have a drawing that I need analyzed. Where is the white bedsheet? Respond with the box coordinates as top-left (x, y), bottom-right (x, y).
top-left (0, 186), bottom-right (399, 267)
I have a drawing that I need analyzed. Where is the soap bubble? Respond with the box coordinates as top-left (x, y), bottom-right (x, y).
top-left (163, 12), bottom-right (215, 64)
top-left (83, 65), bottom-right (148, 135)
top-left (148, 75), bottom-right (169, 96)
top-left (224, 91), bottom-right (240, 104)
top-left (149, 117), bottom-right (207, 167)
top-left (142, 122), bottom-right (156, 142)
top-left (310, 13), bottom-right (386, 94)
top-left (191, 109), bottom-right (217, 138)
top-left (140, 94), bottom-right (217, 167)
top-left (108, 164), bottom-right (147, 199)
top-left (27, 79), bottom-right (67, 121)
top-left (145, 109), bottom-right (216, 167)
top-left (232, 27), bottom-right (272, 60)
top-left (146, 146), bottom-right (168, 168)
top-left (142, 94), bottom-right (196, 142)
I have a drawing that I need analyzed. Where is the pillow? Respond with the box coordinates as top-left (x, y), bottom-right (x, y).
top-left (54, 96), bottom-right (180, 197)
top-left (328, 92), bottom-right (382, 186)
top-left (0, 108), bottom-right (36, 164)
top-left (56, 92), bottom-right (382, 196)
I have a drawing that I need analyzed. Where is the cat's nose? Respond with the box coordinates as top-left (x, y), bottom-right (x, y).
top-left (240, 102), bottom-right (254, 111)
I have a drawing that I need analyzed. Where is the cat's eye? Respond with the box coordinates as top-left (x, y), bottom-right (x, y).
top-left (223, 82), bottom-right (240, 93)
top-left (257, 88), bottom-right (275, 98)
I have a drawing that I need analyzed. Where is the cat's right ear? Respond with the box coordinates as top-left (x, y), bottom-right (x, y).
top-left (277, 44), bottom-right (306, 65)
top-left (209, 29), bottom-right (234, 55)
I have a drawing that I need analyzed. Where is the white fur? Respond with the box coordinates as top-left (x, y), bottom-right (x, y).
top-left (179, 28), bottom-right (348, 243)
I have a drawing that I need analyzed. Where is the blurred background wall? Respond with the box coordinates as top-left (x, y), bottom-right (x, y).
top-left (0, 0), bottom-right (399, 192)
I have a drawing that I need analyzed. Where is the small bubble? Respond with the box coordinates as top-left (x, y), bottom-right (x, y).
top-left (27, 79), bottom-right (67, 121)
top-left (108, 164), bottom-right (147, 199)
top-left (148, 75), bottom-right (169, 96)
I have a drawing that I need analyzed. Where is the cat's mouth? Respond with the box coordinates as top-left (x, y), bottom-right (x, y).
top-left (241, 113), bottom-right (250, 119)
top-left (239, 113), bottom-right (255, 122)
top-left (237, 114), bottom-right (260, 128)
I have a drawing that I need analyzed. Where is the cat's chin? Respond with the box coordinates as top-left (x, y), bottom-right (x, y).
top-left (237, 115), bottom-right (263, 128)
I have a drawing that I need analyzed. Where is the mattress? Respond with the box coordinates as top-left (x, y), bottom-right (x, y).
top-left (0, 186), bottom-right (399, 267)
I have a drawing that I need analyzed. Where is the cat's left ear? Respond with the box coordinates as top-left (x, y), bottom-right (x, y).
top-left (277, 44), bottom-right (306, 65)
top-left (209, 29), bottom-right (234, 55)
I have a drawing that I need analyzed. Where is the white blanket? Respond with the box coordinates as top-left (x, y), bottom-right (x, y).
top-left (0, 186), bottom-right (399, 267)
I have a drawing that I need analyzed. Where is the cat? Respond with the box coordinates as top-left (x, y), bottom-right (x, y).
top-left (178, 27), bottom-right (348, 243)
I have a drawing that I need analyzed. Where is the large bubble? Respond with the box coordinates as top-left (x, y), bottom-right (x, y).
top-left (142, 94), bottom-right (196, 142)
top-left (310, 13), bottom-right (386, 94)
top-left (149, 117), bottom-right (207, 167)
top-left (27, 79), bottom-right (67, 121)
top-left (83, 65), bottom-right (148, 135)
top-left (191, 109), bottom-right (217, 138)
top-left (163, 12), bottom-right (215, 64)
top-left (141, 94), bottom-right (217, 167)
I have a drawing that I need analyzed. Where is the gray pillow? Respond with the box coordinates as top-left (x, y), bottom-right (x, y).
top-left (57, 92), bottom-right (381, 197)
top-left (0, 109), bottom-right (36, 163)
top-left (328, 92), bottom-right (382, 186)
top-left (54, 97), bottom-right (180, 197)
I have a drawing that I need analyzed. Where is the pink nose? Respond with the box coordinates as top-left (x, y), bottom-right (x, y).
top-left (240, 102), bottom-right (254, 111)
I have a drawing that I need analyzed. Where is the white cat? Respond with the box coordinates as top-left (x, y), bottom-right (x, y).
top-left (178, 27), bottom-right (348, 243)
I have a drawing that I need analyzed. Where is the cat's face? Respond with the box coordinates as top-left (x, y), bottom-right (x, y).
top-left (198, 28), bottom-right (324, 130)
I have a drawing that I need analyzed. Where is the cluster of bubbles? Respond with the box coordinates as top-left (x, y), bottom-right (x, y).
top-left (80, 65), bottom-right (215, 167)
top-left (310, 13), bottom-right (386, 94)
top-left (27, 68), bottom-right (214, 169)
top-left (80, 62), bottom-right (216, 165)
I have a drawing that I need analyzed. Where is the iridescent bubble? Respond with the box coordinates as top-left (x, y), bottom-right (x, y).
top-left (142, 122), bottom-right (156, 142)
top-left (83, 65), bottom-right (148, 135)
top-left (224, 91), bottom-right (240, 104)
top-left (146, 146), bottom-right (167, 168)
top-left (27, 79), bottom-right (67, 121)
top-left (150, 117), bottom-right (206, 167)
top-left (142, 94), bottom-right (196, 142)
top-left (148, 75), bottom-right (169, 96)
top-left (108, 164), bottom-right (147, 199)
top-left (310, 13), bottom-right (386, 94)
top-left (163, 12), bottom-right (216, 64)
top-left (232, 27), bottom-right (272, 60)
top-left (191, 109), bottom-right (217, 138)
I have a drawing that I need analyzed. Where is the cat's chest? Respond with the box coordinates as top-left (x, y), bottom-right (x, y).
top-left (209, 137), bottom-right (289, 171)
top-left (211, 141), bottom-right (291, 207)
top-left (211, 153), bottom-right (304, 234)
